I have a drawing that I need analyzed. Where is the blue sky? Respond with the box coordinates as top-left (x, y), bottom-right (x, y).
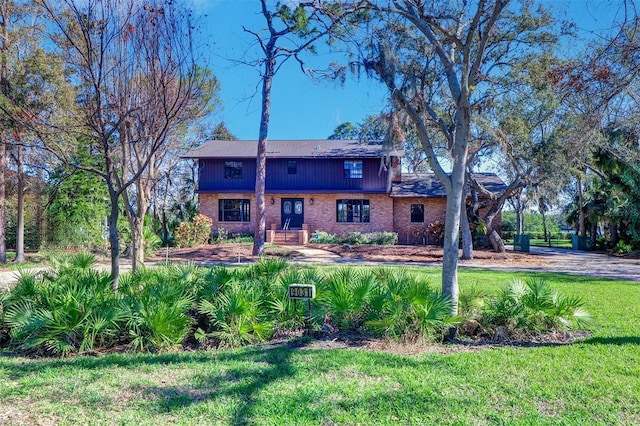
top-left (195, 1), bottom-right (623, 141)
top-left (197, 1), bottom-right (389, 140)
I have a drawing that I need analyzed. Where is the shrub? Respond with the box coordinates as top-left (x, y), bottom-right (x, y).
top-left (143, 224), bottom-right (162, 255)
top-left (312, 230), bottom-right (398, 245)
top-left (174, 214), bottom-right (212, 248)
top-left (482, 278), bottom-right (592, 333)
top-left (215, 227), bottom-right (228, 242)
top-left (458, 284), bottom-right (489, 320)
top-left (344, 232), bottom-right (369, 245)
top-left (249, 257), bottom-right (289, 280)
top-left (316, 267), bottom-right (377, 330)
top-left (196, 279), bottom-right (273, 348)
top-left (427, 221), bottom-right (445, 245)
top-left (122, 269), bottom-right (196, 352)
top-left (230, 233), bottom-right (254, 243)
top-left (312, 230), bottom-right (341, 243)
top-left (366, 267), bottom-right (456, 341)
top-left (367, 232), bottom-right (398, 245)
top-left (3, 266), bottom-right (125, 356)
top-left (613, 240), bottom-right (634, 254)
top-left (1, 256), bottom-right (200, 355)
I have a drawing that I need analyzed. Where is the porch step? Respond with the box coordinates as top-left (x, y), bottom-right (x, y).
top-left (271, 231), bottom-right (300, 245)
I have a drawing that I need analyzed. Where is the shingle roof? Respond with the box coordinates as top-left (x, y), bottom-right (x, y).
top-left (182, 139), bottom-right (403, 159)
top-left (391, 173), bottom-right (507, 198)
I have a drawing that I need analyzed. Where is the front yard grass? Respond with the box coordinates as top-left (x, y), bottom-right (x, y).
top-left (1, 268), bottom-right (639, 425)
top-left (505, 238), bottom-right (574, 249)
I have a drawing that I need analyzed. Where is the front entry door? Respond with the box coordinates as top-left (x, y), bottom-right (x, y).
top-left (281, 198), bottom-right (304, 229)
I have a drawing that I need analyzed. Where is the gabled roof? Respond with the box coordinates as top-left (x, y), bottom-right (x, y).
top-left (391, 173), bottom-right (507, 198)
top-left (182, 139), bottom-right (403, 159)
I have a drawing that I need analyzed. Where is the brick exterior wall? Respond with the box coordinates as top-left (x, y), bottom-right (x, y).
top-left (303, 193), bottom-right (393, 236)
top-left (199, 193), bottom-right (501, 244)
top-left (199, 193), bottom-right (256, 236)
top-left (199, 192), bottom-right (393, 238)
top-left (393, 198), bottom-right (447, 245)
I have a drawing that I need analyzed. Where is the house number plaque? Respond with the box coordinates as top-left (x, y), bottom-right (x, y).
top-left (288, 284), bottom-right (316, 300)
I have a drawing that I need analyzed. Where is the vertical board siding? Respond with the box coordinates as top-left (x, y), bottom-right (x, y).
top-left (198, 158), bottom-right (388, 192)
top-left (198, 159), bottom-right (257, 191)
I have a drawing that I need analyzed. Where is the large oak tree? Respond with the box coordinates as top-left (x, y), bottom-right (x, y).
top-left (355, 0), bottom-right (554, 314)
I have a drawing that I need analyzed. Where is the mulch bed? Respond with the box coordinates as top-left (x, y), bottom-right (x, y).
top-left (149, 243), bottom-right (551, 268)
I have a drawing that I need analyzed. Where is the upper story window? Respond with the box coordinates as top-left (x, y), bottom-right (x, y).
top-left (343, 160), bottom-right (363, 179)
top-left (288, 160), bottom-right (297, 175)
top-left (224, 161), bottom-right (242, 179)
top-left (336, 199), bottom-right (370, 223)
top-left (411, 204), bottom-right (425, 223)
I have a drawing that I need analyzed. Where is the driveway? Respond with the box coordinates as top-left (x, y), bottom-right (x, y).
top-left (293, 245), bottom-right (640, 282)
top-left (460, 246), bottom-right (640, 282)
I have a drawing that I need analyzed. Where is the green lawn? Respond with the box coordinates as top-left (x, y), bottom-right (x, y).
top-left (505, 238), bottom-right (574, 249)
top-left (1, 268), bottom-right (639, 425)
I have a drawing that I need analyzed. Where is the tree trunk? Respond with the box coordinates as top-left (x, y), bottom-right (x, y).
top-left (517, 210), bottom-right (524, 235)
top-left (460, 201), bottom-right (473, 260)
top-left (125, 178), bottom-right (149, 271)
top-left (0, 5), bottom-right (7, 264)
top-left (129, 215), bottom-right (145, 270)
top-left (162, 209), bottom-right (169, 245)
top-left (577, 175), bottom-right (586, 237)
top-left (0, 139), bottom-right (6, 263)
top-left (441, 127), bottom-right (468, 315)
top-left (515, 195), bottom-right (525, 235)
top-left (252, 55), bottom-right (275, 256)
top-left (541, 210), bottom-right (549, 245)
top-left (108, 188), bottom-right (120, 291)
top-left (611, 223), bottom-right (619, 247)
top-left (484, 207), bottom-right (506, 253)
top-left (442, 184), bottom-right (462, 316)
top-left (590, 222), bottom-right (597, 249)
top-left (14, 148), bottom-right (25, 263)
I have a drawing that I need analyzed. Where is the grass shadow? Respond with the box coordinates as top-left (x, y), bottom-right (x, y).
top-left (582, 336), bottom-right (640, 345)
top-left (137, 345), bottom-right (296, 425)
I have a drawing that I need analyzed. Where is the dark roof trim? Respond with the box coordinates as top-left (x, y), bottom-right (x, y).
top-left (183, 139), bottom-right (404, 159)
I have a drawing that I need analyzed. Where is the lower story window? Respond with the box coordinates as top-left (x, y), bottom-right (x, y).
top-left (336, 199), bottom-right (370, 223)
top-left (219, 199), bottom-right (250, 222)
top-left (411, 204), bottom-right (424, 223)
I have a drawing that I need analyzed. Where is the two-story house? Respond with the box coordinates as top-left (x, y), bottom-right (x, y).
top-left (183, 139), bottom-right (505, 245)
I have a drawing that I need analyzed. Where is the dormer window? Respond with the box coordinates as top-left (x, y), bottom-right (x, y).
top-left (344, 160), bottom-right (363, 178)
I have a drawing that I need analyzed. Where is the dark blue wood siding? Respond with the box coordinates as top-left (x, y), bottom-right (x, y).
top-left (198, 158), bottom-right (388, 193)
top-left (198, 159), bottom-right (257, 191)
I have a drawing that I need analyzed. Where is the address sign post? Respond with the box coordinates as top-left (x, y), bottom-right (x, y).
top-left (288, 284), bottom-right (316, 323)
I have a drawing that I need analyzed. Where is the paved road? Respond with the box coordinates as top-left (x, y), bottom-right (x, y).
top-left (1, 246), bottom-right (638, 291)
